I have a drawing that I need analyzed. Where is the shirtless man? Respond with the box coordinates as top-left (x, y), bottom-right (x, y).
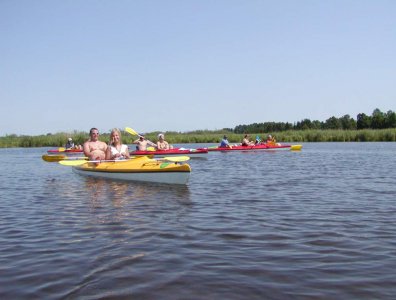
top-left (83, 128), bottom-right (107, 160)
top-left (133, 134), bottom-right (157, 151)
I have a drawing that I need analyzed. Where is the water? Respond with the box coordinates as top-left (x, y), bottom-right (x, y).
top-left (0, 143), bottom-right (395, 299)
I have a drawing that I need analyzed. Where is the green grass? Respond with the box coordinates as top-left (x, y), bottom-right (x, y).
top-left (1, 129), bottom-right (395, 148)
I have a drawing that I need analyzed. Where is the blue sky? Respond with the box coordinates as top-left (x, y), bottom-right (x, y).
top-left (1, 0), bottom-right (395, 136)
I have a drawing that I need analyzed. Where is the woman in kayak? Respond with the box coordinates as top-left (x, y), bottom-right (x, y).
top-left (241, 134), bottom-right (255, 146)
top-left (83, 127), bottom-right (108, 161)
top-left (157, 133), bottom-right (173, 150)
top-left (106, 128), bottom-right (130, 160)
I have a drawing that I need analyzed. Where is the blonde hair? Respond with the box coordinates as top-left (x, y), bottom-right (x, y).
top-left (110, 128), bottom-right (122, 144)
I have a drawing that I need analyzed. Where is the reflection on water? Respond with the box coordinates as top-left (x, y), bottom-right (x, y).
top-left (79, 177), bottom-right (192, 207)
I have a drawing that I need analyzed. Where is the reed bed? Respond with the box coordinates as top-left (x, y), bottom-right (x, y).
top-left (1, 129), bottom-right (395, 148)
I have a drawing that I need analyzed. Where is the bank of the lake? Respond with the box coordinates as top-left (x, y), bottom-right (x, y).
top-left (1, 129), bottom-right (396, 148)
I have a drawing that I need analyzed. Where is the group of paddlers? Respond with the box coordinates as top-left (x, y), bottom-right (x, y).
top-left (220, 134), bottom-right (277, 148)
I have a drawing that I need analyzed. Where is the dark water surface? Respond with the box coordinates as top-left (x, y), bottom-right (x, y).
top-left (1, 143), bottom-right (395, 299)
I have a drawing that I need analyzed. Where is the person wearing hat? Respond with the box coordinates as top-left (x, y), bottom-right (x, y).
top-left (157, 133), bottom-right (173, 150)
top-left (220, 135), bottom-right (231, 148)
top-left (65, 137), bottom-right (75, 149)
top-left (133, 134), bottom-right (157, 151)
top-left (266, 134), bottom-right (276, 145)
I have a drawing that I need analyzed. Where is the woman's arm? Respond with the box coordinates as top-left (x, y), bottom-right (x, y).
top-left (124, 146), bottom-right (130, 158)
top-left (105, 145), bottom-right (113, 160)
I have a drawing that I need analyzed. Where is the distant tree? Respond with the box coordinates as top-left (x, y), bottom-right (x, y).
top-left (385, 110), bottom-right (396, 128)
top-left (233, 109), bottom-right (394, 133)
top-left (311, 120), bottom-right (323, 130)
top-left (285, 122), bottom-right (293, 130)
top-left (325, 116), bottom-right (341, 129)
top-left (303, 119), bottom-right (312, 130)
top-left (251, 123), bottom-right (262, 133)
top-left (265, 122), bottom-right (277, 132)
top-left (357, 113), bottom-right (371, 129)
top-left (371, 108), bottom-right (385, 129)
top-left (340, 114), bottom-right (357, 130)
top-left (234, 125), bottom-right (248, 134)
top-left (295, 119), bottom-right (312, 130)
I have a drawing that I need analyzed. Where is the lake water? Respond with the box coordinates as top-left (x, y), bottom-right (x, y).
top-left (0, 143), bottom-right (395, 299)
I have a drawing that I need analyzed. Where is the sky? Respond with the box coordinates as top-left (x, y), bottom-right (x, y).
top-left (1, 0), bottom-right (395, 136)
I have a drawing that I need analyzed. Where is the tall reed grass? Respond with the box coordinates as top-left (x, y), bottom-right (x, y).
top-left (0, 129), bottom-right (395, 148)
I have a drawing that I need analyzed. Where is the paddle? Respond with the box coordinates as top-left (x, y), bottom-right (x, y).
top-left (59, 159), bottom-right (126, 166)
top-left (125, 126), bottom-right (157, 148)
top-left (58, 147), bottom-right (66, 152)
top-left (125, 127), bottom-right (140, 136)
top-left (158, 156), bottom-right (190, 162)
top-left (59, 156), bottom-right (190, 166)
top-left (42, 154), bottom-right (88, 162)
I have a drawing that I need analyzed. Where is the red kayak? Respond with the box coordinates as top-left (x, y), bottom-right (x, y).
top-left (130, 147), bottom-right (208, 158)
top-left (207, 143), bottom-right (302, 151)
top-left (47, 148), bottom-right (84, 155)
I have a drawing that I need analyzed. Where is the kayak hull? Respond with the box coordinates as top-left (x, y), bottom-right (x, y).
top-left (47, 149), bottom-right (84, 156)
top-left (72, 157), bottom-right (191, 185)
top-left (130, 148), bottom-right (208, 158)
top-left (208, 144), bottom-right (302, 151)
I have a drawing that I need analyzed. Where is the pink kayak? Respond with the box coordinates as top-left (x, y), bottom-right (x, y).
top-left (207, 143), bottom-right (302, 151)
top-left (130, 147), bottom-right (208, 158)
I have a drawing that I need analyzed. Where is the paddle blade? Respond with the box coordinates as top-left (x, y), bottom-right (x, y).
top-left (59, 160), bottom-right (88, 166)
top-left (125, 127), bottom-right (138, 136)
top-left (42, 154), bottom-right (66, 162)
top-left (42, 154), bottom-right (88, 162)
top-left (290, 145), bottom-right (303, 151)
top-left (162, 156), bottom-right (190, 162)
top-left (58, 147), bottom-right (66, 152)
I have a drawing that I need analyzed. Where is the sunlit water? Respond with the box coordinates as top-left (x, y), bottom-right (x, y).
top-left (0, 143), bottom-right (395, 299)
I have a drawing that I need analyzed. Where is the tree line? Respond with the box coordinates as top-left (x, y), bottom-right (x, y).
top-left (1, 108), bottom-right (396, 148)
top-left (233, 108), bottom-right (396, 134)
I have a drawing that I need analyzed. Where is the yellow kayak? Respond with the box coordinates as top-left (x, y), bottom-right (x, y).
top-left (72, 156), bottom-right (191, 185)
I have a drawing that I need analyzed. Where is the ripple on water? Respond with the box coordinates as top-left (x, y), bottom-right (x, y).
top-left (1, 145), bottom-right (396, 299)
